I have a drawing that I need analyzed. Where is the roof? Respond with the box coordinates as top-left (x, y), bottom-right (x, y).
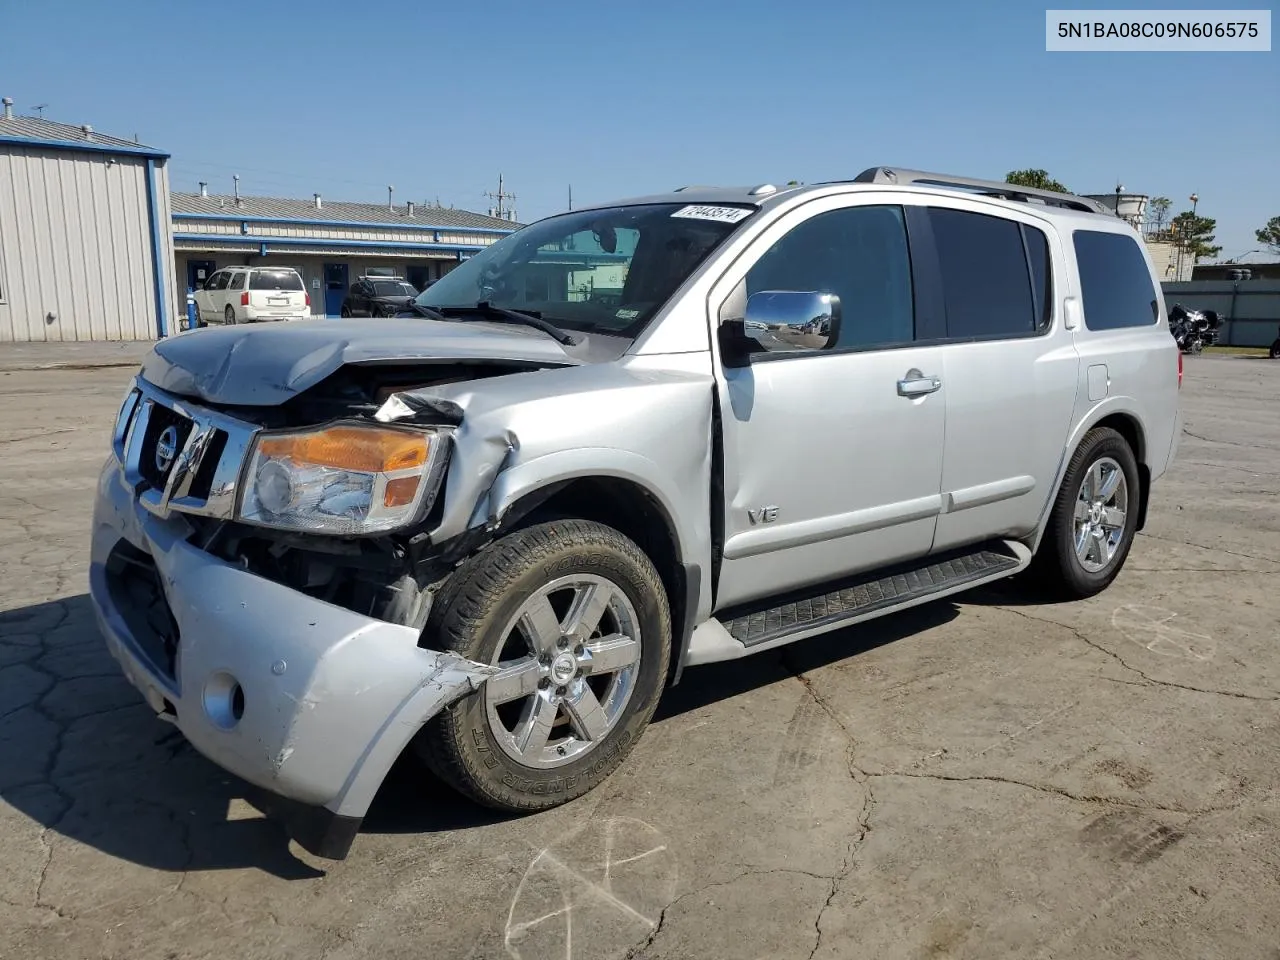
top-left (0, 114), bottom-right (167, 157)
top-left (171, 192), bottom-right (521, 233)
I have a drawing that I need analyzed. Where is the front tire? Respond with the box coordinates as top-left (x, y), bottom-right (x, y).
top-left (1270, 339), bottom-right (1280, 360)
top-left (416, 520), bottom-right (671, 811)
top-left (1031, 427), bottom-right (1140, 599)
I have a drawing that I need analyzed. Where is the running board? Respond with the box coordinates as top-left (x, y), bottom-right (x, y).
top-left (685, 540), bottom-right (1031, 667)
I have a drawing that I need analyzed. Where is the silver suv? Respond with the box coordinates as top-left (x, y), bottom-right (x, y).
top-left (90, 167), bottom-right (1182, 858)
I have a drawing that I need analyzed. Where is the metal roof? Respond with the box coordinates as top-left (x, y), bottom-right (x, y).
top-left (0, 114), bottom-right (165, 155)
top-left (171, 192), bottom-right (521, 232)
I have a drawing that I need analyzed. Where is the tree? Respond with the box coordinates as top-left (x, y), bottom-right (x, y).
top-left (1170, 210), bottom-right (1221, 261)
top-left (1148, 196), bottom-right (1171, 233)
top-left (1005, 169), bottom-right (1071, 194)
top-left (1256, 215), bottom-right (1280, 254)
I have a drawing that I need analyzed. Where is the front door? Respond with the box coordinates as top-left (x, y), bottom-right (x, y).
top-left (324, 263), bottom-right (349, 317)
top-left (711, 197), bottom-right (949, 609)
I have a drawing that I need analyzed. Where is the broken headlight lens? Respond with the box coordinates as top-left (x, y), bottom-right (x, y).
top-left (237, 424), bottom-right (449, 535)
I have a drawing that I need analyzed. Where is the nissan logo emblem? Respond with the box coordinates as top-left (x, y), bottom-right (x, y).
top-left (154, 425), bottom-right (179, 474)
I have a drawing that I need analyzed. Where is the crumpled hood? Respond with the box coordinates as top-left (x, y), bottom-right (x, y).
top-left (140, 318), bottom-right (579, 406)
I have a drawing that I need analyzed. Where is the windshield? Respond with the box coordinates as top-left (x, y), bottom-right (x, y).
top-left (415, 202), bottom-right (752, 337)
top-left (372, 281), bottom-right (416, 297)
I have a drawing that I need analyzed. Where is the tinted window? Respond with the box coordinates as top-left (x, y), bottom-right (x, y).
top-left (250, 270), bottom-right (304, 291)
top-left (228, 271), bottom-right (245, 290)
top-left (371, 281), bottom-right (415, 296)
top-left (1024, 224), bottom-right (1053, 330)
top-left (1073, 230), bottom-right (1158, 330)
top-left (744, 204), bottom-right (915, 349)
top-left (209, 272), bottom-right (228, 290)
top-left (929, 208), bottom-right (1036, 339)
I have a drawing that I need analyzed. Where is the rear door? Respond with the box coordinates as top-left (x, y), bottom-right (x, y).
top-left (915, 201), bottom-right (1081, 552)
top-left (710, 194), bottom-right (949, 608)
top-left (249, 268), bottom-right (308, 316)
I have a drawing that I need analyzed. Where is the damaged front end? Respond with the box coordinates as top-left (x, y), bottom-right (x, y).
top-left (90, 350), bottom-right (561, 859)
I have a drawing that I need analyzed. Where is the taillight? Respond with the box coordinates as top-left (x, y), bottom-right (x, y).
top-left (1177, 351), bottom-right (1183, 388)
top-left (305, 292), bottom-right (311, 307)
top-left (240, 291), bottom-right (250, 306)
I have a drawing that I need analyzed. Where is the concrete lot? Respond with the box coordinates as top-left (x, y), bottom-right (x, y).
top-left (0, 355), bottom-right (1277, 960)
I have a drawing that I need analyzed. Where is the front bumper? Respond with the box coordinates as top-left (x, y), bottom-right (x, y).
top-left (89, 456), bottom-right (494, 858)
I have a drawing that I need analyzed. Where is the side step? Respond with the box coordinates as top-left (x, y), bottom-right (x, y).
top-left (685, 540), bottom-right (1030, 667)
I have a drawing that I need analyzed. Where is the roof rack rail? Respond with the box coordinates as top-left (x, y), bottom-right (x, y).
top-left (852, 167), bottom-right (1112, 216)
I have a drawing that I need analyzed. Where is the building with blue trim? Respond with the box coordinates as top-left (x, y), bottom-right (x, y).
top-left (0, 102), bottom-right (177, 342)
top-left (0, 98), bottom-right (524, 341)
top-left (172, 189), bottom-right (521, 318)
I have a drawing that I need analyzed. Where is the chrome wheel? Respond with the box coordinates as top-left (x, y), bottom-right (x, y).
top-left (484, 574), bottom-right (642, 770)
top-left (1073, 456), bottom-right (1128, 573)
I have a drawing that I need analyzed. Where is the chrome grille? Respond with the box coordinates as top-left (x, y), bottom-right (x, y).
top-left (117, 378), bottom-right (259, 521)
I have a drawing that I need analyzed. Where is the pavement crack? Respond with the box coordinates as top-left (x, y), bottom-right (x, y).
top-left (1181, 428), bottom-right (1258, 449)
top-left (868, 770), bottom-right (1210, 815)
top-left (1136, 532), bottom-right (1280, 567)
top-left (995, 606), bottom-right (1280, 702)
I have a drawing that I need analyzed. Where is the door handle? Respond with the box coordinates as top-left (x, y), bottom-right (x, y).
top-left (897, 371), bottom-right (942, 397)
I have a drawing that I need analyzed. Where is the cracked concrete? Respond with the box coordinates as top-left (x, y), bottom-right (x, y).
top-left (1, 357), bottom-right (1279, 959)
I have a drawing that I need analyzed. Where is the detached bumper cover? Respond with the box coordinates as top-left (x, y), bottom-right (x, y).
top-left (89, 457), bottom-right (494, 857)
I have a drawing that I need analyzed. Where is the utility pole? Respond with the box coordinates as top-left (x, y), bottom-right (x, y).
top-left (568, 185), bottom-right (573, 210)
top-left (485, 174), bottom-right (516, 221)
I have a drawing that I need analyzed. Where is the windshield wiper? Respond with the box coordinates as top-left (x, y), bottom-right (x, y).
top-left (404, 301), bottom-right (450, 322)
top-left (442, 302), bottom-right (581, 346)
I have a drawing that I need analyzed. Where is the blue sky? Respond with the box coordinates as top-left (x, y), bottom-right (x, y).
top-left (2, 0), bottom-right (1276, 259)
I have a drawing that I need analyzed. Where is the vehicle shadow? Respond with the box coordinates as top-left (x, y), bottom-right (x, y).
top-left (0, 593), bottom-right (502, 880)
top-left (0, 590), bottom-right (976, 877)
top-left (656, 599), bottom-right (962, 722)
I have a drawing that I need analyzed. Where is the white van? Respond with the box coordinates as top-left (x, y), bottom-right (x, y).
top-left (194, 266), bottom-right (311, 325)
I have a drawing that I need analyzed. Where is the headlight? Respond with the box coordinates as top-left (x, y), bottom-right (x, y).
top-left (237, 423), bottom-right (449, 535)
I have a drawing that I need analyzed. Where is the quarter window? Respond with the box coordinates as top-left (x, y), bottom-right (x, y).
top-left (1072, 230), bottom-right (1159, 330)
top-left (928, 208), bottom-right (1039, 339)
top-left (228, 271), bottom-right (246, 290)
top-left (744, 204), bottom-right (916, 350)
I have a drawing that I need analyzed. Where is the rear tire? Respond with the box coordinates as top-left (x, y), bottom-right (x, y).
top-left (415, 520), bottom-right (671, 811)
top-left (1270, 339), bottom-right (1280, 360)
top-left (1030, 427), bottom-right (1140, 600)
top-left (224, 305), bottom-right (236, 325)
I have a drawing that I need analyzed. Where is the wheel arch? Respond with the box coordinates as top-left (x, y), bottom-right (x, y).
top-left (495, 473), bottom-right (700, 688)
top-left (1031, 402), bottom-right (1152, 553)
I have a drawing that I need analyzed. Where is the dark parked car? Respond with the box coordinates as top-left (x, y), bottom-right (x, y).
top-left (340, 278), bottom-right (419, 317)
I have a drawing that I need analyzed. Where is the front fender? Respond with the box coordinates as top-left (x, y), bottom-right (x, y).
top-left (480, 447), bottom-right (713, 610)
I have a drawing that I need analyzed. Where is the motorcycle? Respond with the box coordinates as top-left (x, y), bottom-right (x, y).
top-left (1168, 303), bottom-right (1223, 355)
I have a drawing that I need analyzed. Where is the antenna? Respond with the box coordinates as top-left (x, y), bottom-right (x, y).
top-left (31, 103), bottom-right (48, 118)
top-left (485, 174), bottom-right (516, 221)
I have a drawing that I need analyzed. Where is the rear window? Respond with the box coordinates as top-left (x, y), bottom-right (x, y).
top-left (1073, 230), bottom-right (1159, 330)
top-left (250, 270), bottom-right (304, 291)
top-left (372, 281), bottom-right (415, 296)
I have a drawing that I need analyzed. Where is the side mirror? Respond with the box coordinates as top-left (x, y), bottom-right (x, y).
top-left (742, 290), bottom-right (841, 352)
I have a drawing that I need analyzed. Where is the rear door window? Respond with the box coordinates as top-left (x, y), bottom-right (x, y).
top-left (250, 270), bottom-right (305, 291)
top-left (1072, 230), bottom-right (1159, 330)
top-left (228, 271), bottom-right (245, 290)
top-left (927, 208), bottom-right (1038, 340)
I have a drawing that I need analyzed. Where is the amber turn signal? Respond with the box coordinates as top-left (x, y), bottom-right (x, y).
top-left (259, 426), bottom-right (429, 473)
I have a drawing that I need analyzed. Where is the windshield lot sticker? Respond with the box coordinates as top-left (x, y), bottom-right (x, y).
top-left (616, 308), bottom-right (640, 320)
top-left (671, 205), bottom-right (754, 224)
